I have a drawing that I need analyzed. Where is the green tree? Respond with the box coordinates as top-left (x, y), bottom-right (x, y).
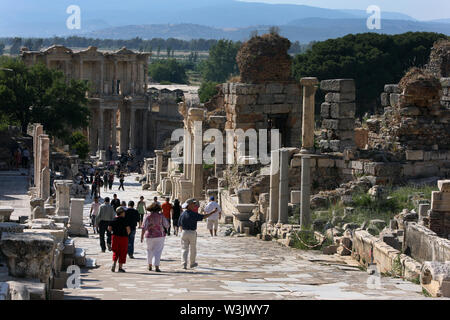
top-left (0, 59), bottom-right (90, 140)
top-left (0, 42), bottom-right (5, 55)
top-left (201, 39), bottom-right (241, 83)
top-left (292, 32), bottom-right (448, 116)
top-left (69, 131), bottom-right (89, 159)
top-left (198, 81), bottom-right (219, 103)
top-left (149, 59), bottom-right (188, 84)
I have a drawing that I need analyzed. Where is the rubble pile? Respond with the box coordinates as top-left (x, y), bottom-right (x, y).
top-left (236, 33), bottom-right (292, 84)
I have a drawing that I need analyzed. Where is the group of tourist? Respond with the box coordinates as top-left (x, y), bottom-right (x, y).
top-left (10, 146), bottom-right (30, 170)
top-left (89, 194), bottom-right (222, 272)
top-left (88, 170), bottom-right (126, 198)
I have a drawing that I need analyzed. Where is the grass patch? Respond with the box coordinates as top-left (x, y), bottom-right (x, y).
top-left (303, 184), bottom-right (438, 230)
top-left (422, 288), bottom-right (432, 297)
top-left (290, 229), bottom-right (333, 251)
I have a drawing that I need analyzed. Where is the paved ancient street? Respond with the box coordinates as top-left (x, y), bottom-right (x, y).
top-left (63, 174), bottom-right (429, 300)
top-left (0, 169), bottom-right (31, 220)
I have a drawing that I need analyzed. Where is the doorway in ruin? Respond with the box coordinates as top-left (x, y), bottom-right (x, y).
top-left (268, 114), bottom-right (290, 147)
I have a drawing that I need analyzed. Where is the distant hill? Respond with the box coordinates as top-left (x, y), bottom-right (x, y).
top-left (80, 19), bottom-right (450, 43)
top-left (0, 0), bottom-right (424, 37)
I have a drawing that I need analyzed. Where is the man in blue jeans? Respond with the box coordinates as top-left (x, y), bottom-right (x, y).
top-left (125, 201), bottom-right (140, 259)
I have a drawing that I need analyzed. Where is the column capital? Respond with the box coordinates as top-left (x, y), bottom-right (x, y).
top-left (300, 77), bottom-right (319, 86)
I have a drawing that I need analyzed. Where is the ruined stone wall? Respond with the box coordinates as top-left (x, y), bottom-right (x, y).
top-left (222, 82), bottom-right (302, 148)
top-left (319, 79), bottom-right (356, 153)
top-left (404, 222), bottom-right (450, 263)
top-left (427, 40), bottom-right (450, 79)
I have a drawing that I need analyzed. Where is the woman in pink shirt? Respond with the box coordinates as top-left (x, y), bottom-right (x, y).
top-left (141, 203), bottom-right (169, 272)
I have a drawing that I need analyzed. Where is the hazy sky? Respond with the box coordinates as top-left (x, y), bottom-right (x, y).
top-left (239, 0), bottom-right (450, 20)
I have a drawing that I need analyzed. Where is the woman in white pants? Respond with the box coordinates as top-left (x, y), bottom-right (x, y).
top-left (141, 203), bottom-right (170, 272)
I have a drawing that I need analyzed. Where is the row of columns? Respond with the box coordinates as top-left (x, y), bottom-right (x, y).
top-left (89, 107), bottom-right (150, 156)
top-left (48, 58), bottom-right (148, 96)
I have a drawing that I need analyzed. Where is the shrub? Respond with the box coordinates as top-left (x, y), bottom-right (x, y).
top-left (69, 131), bottom-right (89, 159)
top-left (198, 81), bottom-right (219, 103)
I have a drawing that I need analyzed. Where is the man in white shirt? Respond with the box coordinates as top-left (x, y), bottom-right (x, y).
top-left (203, 196), bottom-right (222, 237)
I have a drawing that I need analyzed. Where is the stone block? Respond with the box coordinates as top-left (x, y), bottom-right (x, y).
top-left (23, 229), bottom-right (66, 244)
top-left (390, 93), bottom-right (400, 107)
top-left (0, 207), bottom-right (14, 223)
top-left (320, 103), bottom-right (330, 118)
top-left (320, 79), bottom-right (355, 93)
top-left (0, 222), bottom-right (25, 239)
top-left (237, 189), bottom-right (253, 204)
top-left (384, 84), bottom-right (401, 94)
top-left (322, 245), bottom-right (339, 255)
top-left (351, 161), bottom-right (364, 170)
top-left (290, 191), bottom-right (301, 204)
top-left (325, 92), bottom-right (355, 103)
top-left (318, 158), bottom-right (335, 168)
top-left (400, 107), bottom-right (421, 116)
top-left (0, 232), bottom-right (56, 283)
top-left (266, 83), bottom-right (284, 94)
top-left (381, 93), bottom-right (389, 106)
top-left (406, 150), bottom-right (424, 161)
top-left (437, 180), bottom-right (450, 192)
top-left (7, 281), bottom-right (30, 300)
top-left (290, 154), bottom-right (302, 167)
top-left (330, 103), bottom-right (356, 119)
top-left (354, 128), bottom-right (368, 149)
top-left (338, 130), bottom-right (355, 141)
top-left (420, 261), bottom-right (450, 297)
top-left (63, 238), bottom-right (75, 255)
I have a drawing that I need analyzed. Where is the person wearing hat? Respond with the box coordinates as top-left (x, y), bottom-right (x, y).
top-left (203, 196), bottom-right (222, 237)
top-left (95, 197), bottom-right (115, 252)
top-left (178, 198), bottom-right (217, 269)
top-left (141, 203), bottom-right (170, 272)
top-left (108, 206), bottom-right (131, 272)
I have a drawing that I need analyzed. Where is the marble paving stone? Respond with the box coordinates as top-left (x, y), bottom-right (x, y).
top-left (60, 174), bottom-right (432, 300)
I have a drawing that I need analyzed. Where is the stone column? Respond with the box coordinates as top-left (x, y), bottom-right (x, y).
top-left (98, 108), bottom-right (105, 151)
top-left (268, 150), bottom-right (280, 224)
top-left (119, 105), bottom-right (126, 154)
top-left (190, 108), bottom-right (204, 199)
top-left (183, 130), bottom-right (191, 179)
top-left (155, 150), bottom-right (164, 185)
top-left (113, 61), bottom-right (117, 95)
top-left (88, 109), bottom-right (97, 154)
top-left (300, 156), bottom-right (312, 228)
top-left (129, 107), bottom-right (136, 151)
top-left (278, 148), bottom-right (289, 224)
top-left (40, 167), bottom-right (50, 201)
top-left (54, 180), bottom-right (72, 216)
top-left (104, 109), bottom-right (111, 151)
top-left (142, 110), bottom-right (148, 155)
top-left (36, 134), bottom-right (49, 197)
top-left (111, 108), bottom-right (117, 155)
top-left (300, 77), bottom-right (319, 154)
top-left (33, 124), bottom-right (43, 187)
top-left (100, 61), bottom-right (104, 94)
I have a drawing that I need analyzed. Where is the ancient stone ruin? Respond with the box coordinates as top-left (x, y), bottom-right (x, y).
top-left (0, 123), bottom-right (94, 300)
top-left (142, 35), bottom-right (450, 297)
